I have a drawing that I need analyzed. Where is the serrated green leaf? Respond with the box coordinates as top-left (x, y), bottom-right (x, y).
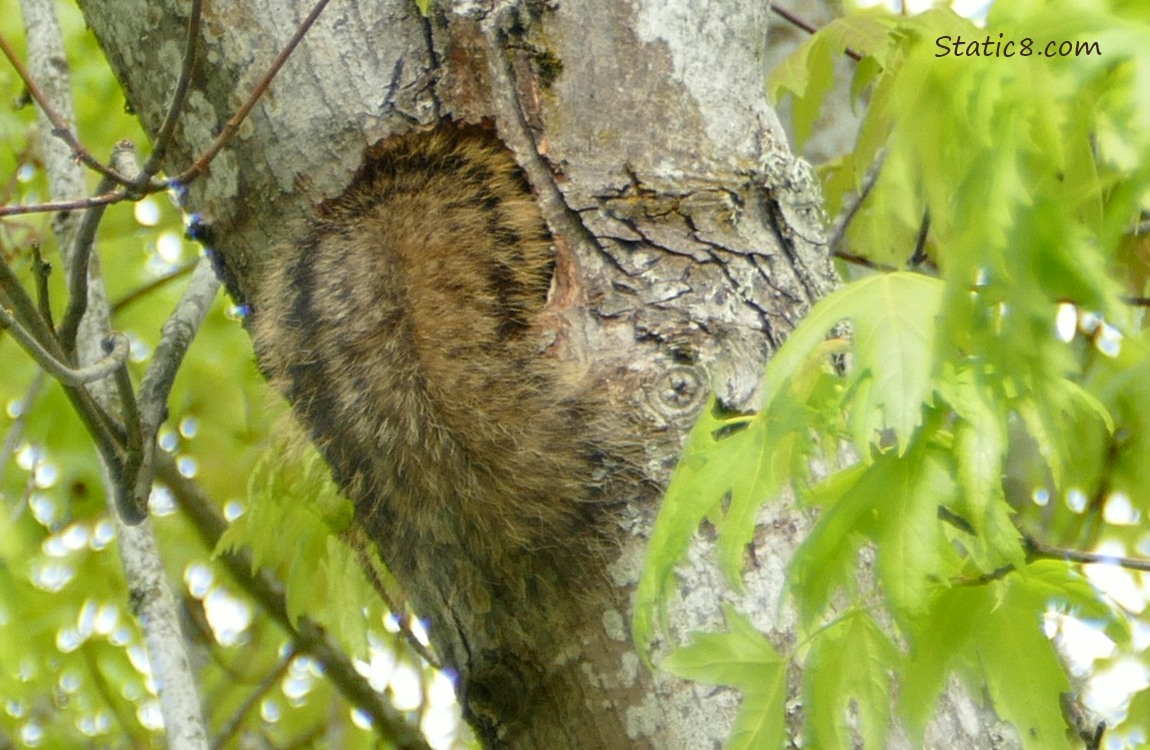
top-left (899, 584), bottom-right (981, 743)
top-left (805, 611), bottom-right (897, 749)
top-left (664, 605), bottom-right (787, 750)
top-left (768, 14), bottom-right (895, 151)
top-left (663, 604), bottom-right (782, 686)
top-left (902, 567), bottom-right (1085, 750)
top-left (979, 573), bottom-right (1077, 750)
top-left (728, 681), bottom-right (788, 750)
top-left (874, 446), bottom-right (954, 624)
top-left (633, 401), bottom-right (757, 654)
top-left (790, 442), bottom-right (953, 628)
top-left (762, 273), bottom-right (943, 455)
top-left (788, 462), bottom-right (880, 627)
top-left (1022, 561), bottom-right (1124, 633)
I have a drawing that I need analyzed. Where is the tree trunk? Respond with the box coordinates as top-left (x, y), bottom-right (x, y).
top-left (78, 0), bottom-right (1008, 747)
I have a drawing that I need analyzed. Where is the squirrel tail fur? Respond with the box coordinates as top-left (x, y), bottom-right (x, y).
top-left (251, 124), bottom-right (619, 602)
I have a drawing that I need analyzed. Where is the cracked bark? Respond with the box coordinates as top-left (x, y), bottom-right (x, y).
top-left (77, 0), bottom-right (1011, 747)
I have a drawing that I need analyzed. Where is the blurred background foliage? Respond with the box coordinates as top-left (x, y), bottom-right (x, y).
top-left (0, 2), bottom-right (464, 748)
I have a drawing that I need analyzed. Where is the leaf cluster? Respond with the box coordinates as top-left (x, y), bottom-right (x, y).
top-left (637, 1), bottom-right (1150, 747)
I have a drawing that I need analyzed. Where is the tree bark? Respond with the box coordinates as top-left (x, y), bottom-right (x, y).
top-left (77, 0), bottom-right (1009, 747)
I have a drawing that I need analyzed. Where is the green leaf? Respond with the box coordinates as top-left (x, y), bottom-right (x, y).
top-left (633, 399), bottom-right (777, 652)
top-left (873, 445), bottom-right (955, 623)
top-left (790, 441), bottom-right (952, 628)
top-left (978, 572), bottom-right (1078, 750)
top-left (762, 272), bottom-right (943, 455)
top-left (902, 567), bottom-right (1089, 750)
top-left (767, 14), bottom-right (896, 150)
top-left (664, 605), bottom-right (787, 750)
top-left (936, 364), bottom-right (1024, 568)
top-left (805, 611), bottom-right (897, 749)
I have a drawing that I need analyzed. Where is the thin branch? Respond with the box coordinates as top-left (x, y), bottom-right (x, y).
top-left (141, 0), bottom-right (202, 180)
top-left (169, 0), bottom-right (333, 187)
top-left (153, 455), bottom-right (433, 750)
top-left (0, 306), bottom-right (129, 385)
top-left (112, 260), bottom-right (197, 314)
top-left (30, 243), bottom-right (53, 330)
top-left (952, 564), bottom-right (1016, 586)
top-left (114, 348), bottom-right (145, 524)
top-left (1027, 537), bottom-right (1150, 573)
top-left (211, 648), bottom-right (296, 750)
top-left (132, 256), bottom-right (220, 519)
top-left (82, 644), bottom-right (142, 743)
top-left (909, 209), bottom-right (930, 268)
top-left (827, 150), bottom-right (883, 257)
top-left (769, 3), bottom-right (863, 61)
top-left (936, 504), bottom-right (975, 536)
top-left (832, 249), bottom-right (897, 272)
top-left (0, 189), bottom-right (128, 218)
top-left (0, 252), bottom-right (127, 497)
top-left (0, 252), bottom-right (57, 350)
top-left (352, 534), bottom-right (441, 669)
top-left (59, 142), bottom-right (140, 351)
top-left (0, 30), bottom-right (133, 186)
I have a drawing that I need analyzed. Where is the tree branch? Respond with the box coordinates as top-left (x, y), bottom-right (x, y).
top-left (1027, 537), bottom-right (1150, 573)
top-left (210, 648), bottom-right (296, 750)
top-left (0, 304), bottom-right (128, 385)
top-left (153, 455), bottom-right (433, 750)
top-left (18, 1), bottom-right (209, 747)
top-left (0, 29), bottom-right (134, 186)
top-left (769, 3), bottom-right (863, 61)
top-left (58, 141), bottom-right (140, 351)
top-left (140, 0), bottom-right (202, 181)
top-left (131, 256), bottom-right (221, 521)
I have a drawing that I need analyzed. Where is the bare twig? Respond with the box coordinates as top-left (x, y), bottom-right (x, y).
top-left (0, 252), bottom-right (128, 508)
top-left (112, 260), bottom-right (197, 314)
top-left (59, 142), bottom-right (140, 351)
top-left (0, 253), bottom-right (56, 350)
top-left (211, 649), bottom-right (296, 750)
top-left (0, 30), bottom-right (134, 186)
top-left (132, 256), bottom-right (220, 519)
top-left (154, 455), bottom-right (433, 750)
top-left (170, 0), bottom-right (333, 187)
top-left (113, 349), bottom-right (145, 524)
top-left (0, 189), bottom-right (128, 218)
top-left (1027, 537), bottom-right (1150, 573)
top-left (832, 249), bottom-right (897, 272)
top-left (769, 3), bottom-right (863, 62)
top-left (29, 243), bottom-right (53, 329)
top-left (352, 535), bottom-right (442, 668)
top-left (909, 209), bottom-right (930, 268)
top-left (827, 150), bottom-right (883, 257)
top-left (141, 0), bottom-right (202, 180)
top-left (0, 307), bottom-right (128, 386)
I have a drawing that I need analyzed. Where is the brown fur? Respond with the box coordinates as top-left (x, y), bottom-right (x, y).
top-left (251, 124), bottom-right (617, 603)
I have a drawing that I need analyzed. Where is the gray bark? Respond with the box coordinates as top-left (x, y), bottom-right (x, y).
top-left (76, 0), bottom-right (1006, 747)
